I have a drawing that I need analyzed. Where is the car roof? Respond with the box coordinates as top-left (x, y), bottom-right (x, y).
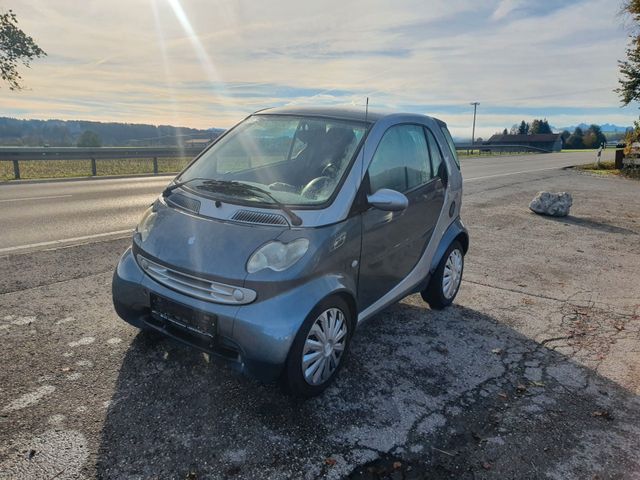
top-left (254, 105), bottom-right (445, 126)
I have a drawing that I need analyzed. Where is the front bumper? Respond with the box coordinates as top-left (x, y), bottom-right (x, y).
top-left (112, 248), bottom-right (338, 382)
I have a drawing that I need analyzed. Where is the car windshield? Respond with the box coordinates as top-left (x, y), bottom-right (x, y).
top-left (177, 115), bottom-right (367, 207)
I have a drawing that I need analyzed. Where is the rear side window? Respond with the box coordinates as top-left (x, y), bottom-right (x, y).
top-left (368, 124), bottom-right (432, 193)
top-left (425, 129), bottom-right (443, 178)
top-left (439, 125), bottom-right (460, 169)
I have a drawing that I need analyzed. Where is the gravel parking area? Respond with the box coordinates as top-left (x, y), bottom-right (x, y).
top-left (0, 168), bottom-right (638, 479)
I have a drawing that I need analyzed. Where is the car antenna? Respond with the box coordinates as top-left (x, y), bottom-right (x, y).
top-left (365, 96), bottom-right (369, 122)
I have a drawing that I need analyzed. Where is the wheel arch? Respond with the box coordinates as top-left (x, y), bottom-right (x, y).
top-left (333, 290), bottom-right (358, 331)
top-left (429, 217), bottom-right (469, 274)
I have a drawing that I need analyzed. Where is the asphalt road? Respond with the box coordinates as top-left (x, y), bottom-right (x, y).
top-left (0, 150), bottom-right (607, 253)
top-left (2, 149), bottom-right (639, 480)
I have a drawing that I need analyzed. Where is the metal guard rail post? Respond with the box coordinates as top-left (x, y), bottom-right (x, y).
top-left (0, 146), bottom-right (204, 180)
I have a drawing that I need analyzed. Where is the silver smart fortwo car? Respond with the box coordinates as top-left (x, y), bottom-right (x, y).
top-left (112, 106), bottom-right (468, 396)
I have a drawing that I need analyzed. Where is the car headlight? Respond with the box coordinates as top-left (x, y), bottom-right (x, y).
top-left (136, 207), bottom-right (157, 242)
top-left (246, 239), bottom-right (309, 273)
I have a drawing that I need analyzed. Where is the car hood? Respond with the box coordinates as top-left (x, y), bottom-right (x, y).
top-left (133, 202), bottom-right (286, 284)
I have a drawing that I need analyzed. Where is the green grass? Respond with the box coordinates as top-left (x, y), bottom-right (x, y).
top-left (456, 149), bottom-right (538, 157)
top-left (561, 148), bottom-right (601, 153)
top-left (0, 157), bottom-right (193, 182)
top-left (575, 160), bottom-right (640, 180)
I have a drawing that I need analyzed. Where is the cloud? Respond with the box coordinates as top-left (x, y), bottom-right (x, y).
top-left (0, 0), bottom-right (635, 138)
top-left (492, 0), bottom-right (524, 20)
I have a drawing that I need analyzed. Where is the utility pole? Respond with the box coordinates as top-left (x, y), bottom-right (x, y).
top-left (470, 102), bottom-right (480, 147)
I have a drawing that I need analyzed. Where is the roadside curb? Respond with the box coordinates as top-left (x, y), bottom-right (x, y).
top-left (0, 172), bottom-right (176, 186)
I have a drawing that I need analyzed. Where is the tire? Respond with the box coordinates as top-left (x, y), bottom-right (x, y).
top-left (283, 296), bottom-right (353, 397)
top-left (422, 241), bottom-right (464, 310)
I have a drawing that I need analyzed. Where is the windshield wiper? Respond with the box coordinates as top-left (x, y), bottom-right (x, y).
top-left (161, 177), bottom-right (209, 198)
top-left (198, 180), bottom-right (303, 226)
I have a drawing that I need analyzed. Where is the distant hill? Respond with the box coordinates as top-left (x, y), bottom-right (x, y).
top-left (554, 123), bottom-right (631, 134)
top-left (0, 117), bottom-right (225, 147)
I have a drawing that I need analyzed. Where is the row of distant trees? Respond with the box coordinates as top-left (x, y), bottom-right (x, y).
top-left (0, 117), bottom-right (222, 147)
top-left (497, 119), bottom-right (608, 149)
top-left (559, 126), bottom-right (607, 149)
top-left (501, 119), bottom-right (554, 136)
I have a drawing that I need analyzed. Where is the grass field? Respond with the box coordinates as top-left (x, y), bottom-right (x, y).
top-left (575, 160), bottom-right (640, 180)
top-left (456, 149), bottom-right (538, 157)
top-left (561, 148), bottom-right (604, 153)
top-left (0, 157), bottom-right (192, 182)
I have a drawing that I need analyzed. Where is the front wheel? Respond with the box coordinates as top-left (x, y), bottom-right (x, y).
top-left (422, 241), bottom-right (464, 310)
top-left (283, 296), bottom-right (352, 397)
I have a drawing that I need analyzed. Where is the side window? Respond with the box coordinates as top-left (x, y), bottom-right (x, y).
top-left (368, 125), bottom-right (431, 193)
top-left (425, 129), bottom-right (443, 178)
top-left (439, 125), bottom-right (460, 169)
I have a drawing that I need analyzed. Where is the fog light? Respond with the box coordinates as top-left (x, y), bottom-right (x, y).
top-left (233, 289), bottom-right (245, 301)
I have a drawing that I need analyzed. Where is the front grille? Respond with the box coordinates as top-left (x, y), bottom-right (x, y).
top-left (137, 255), bottom-right (256, 305)
top-left (167, 193), bottom-right (201, 214)
top-left (231, 210), bottom-right (288, 226)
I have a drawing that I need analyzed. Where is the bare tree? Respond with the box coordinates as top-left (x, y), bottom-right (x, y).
top-left (0, 9), bottom-right (46, 90)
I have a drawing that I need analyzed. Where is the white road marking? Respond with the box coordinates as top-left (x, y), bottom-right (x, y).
top-left (48, 414), bottom-right (65, 426)
top-left (11, 315), bottom-right (36, 326)
top-left (2, 385), bottom-right (56, 412)
top-left (0, 194), bottom-right (72, 203)
top-left (464, 166), bottom-right (561, 182)
top-left (68, 337), bottom-right (95, 348)
top-left (55, 316), bottom-right (75, 326)
top-left (0, 229), bottom-right (134, 254)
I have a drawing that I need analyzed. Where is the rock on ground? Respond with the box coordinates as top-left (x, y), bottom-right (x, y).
top-left (529, 191), bottom-right (573, 217)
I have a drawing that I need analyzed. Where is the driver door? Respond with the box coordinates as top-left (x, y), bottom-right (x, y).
top-left (357, 124), bottom-right (445, 310)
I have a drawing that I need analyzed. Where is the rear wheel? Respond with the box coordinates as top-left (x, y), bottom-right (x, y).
top-left (422, 241), bottom-right (464, 309)
top-left (283, 296), bottom-right (352, 397)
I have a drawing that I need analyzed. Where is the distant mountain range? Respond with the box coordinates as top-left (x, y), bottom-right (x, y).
top-left (554, 123), bottom-right (631, 133)
top-left (0, 117), bottom-right (225, 147)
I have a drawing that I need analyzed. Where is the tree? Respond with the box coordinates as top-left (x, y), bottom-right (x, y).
top-left (0, 10), bottom-right (46, 90)
top-left (529, 118), bottom-right (552, 134)
top-left (77, 130), bottom-right (102, 147)
top-left (616, 1), bottom-right (640, 104)
top-left (502, 128), bottom-right (508, 135)
top-left (517, 120), bottom-right (530, 135)
top-left (565, 127), bottom-right (584, 149)
top-left (582, 124), bottom-right (607, 148)
top-left (560, 130), bottom-right (571, 143)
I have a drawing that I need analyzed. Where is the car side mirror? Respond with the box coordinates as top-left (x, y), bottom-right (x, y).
top-left (367, 188), bottom-right (409, 211)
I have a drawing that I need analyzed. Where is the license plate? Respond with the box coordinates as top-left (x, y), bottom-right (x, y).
top-left (150, 294), bottom-right (217, 337)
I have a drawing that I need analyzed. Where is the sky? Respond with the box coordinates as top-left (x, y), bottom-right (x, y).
top-left (1, 0), bottom-right (638, 138)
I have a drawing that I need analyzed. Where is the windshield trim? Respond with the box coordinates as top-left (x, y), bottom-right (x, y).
top-left (176, 114), bottom-right (372, 211)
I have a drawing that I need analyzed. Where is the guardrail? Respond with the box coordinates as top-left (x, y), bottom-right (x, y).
top-left (455, 143), bottom-right (552, 154)
top-left (0, 146), bottom-right (204, 180)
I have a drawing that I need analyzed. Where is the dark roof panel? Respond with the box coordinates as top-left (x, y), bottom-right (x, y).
top-left (254, 105), bottom-right (386, 123)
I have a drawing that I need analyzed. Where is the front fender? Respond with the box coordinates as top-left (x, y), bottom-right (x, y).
top-left (231, 273), bottom-right (357, 366)
top-left (429, 217), bottom-right (469, 273)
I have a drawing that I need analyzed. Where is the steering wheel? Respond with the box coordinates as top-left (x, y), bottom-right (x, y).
top-left (301, 176), bottom-right (332, 199)
top-left (268, 182), bottom-right (298, 193)
top-left (321, 163), bottom-right (338, 178)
